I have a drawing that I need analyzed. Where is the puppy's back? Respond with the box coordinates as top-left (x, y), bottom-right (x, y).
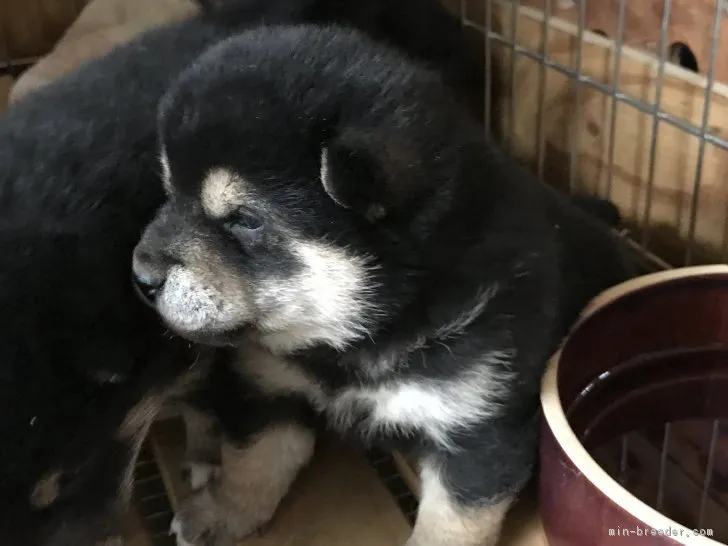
top-left (201, 0), bottom-right (489, 124)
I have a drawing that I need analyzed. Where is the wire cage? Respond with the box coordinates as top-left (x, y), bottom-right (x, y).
top-left (2, 0), bottom-right (728, 543)
top-left (442, 0), bottom-right (728, 541)
top-left (445, 0), bottom-right (728, 269)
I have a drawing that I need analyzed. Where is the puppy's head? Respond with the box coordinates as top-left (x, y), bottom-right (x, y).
top-left (0, 227), bottom-right (200, 545)
top-left (133, 25), bottom-right (474, 353)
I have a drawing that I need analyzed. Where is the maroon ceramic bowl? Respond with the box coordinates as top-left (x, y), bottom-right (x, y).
top-left (540, 266), bottom-right (728, 546)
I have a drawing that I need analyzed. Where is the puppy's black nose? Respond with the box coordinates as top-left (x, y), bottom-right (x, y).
top-left (133, 273), bottom-right (161, 304)
top-left (132, 251), bottom-right (164, 306)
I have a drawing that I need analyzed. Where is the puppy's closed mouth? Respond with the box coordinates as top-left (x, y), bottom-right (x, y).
top-left (131, 274), bottom-right (158, 310)
top-left (174, 325), bottom-right (251, 348)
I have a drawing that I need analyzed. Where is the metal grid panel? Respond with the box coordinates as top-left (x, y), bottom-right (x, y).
top-left (463, 0), bottom-right (728, 268)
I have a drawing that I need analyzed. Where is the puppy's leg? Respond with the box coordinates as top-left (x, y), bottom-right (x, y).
top-left (171, 421), bottom-right (316, 546)
top-left (406, 411), bottom-right (538, 546)
top-left (406, 459), bottom-right (513, 546)
top-left (181, 404), bottom-right (222, 490)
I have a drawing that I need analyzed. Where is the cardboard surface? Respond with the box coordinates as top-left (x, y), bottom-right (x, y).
top-left (137, 419), bottom-right (548, 546)
top-left (392, 452), bottom-right (548, 546)
top-left (148, 420), bottom-right (412, 546)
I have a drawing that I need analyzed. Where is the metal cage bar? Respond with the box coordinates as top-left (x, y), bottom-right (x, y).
top-left (639, 0), bottom-right (673, 249)
top-left (462, 20), bottom-right (728, 152)
top-left (685, 0), bottom-right (726, 264)
top-left (603, 0), bottom-right (628, 201)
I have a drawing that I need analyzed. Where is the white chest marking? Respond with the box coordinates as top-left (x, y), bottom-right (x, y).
top-left (236, 344), bottom-right (514, 451)
top-left (328, 350), bottom-right (514, 449)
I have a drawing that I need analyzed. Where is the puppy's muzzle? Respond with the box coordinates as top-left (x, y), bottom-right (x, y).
top-left (132, 250), bottom-right (165, 306)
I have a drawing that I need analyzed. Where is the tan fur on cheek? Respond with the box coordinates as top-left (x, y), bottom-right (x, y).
top-left (30, 470), bottom-right (63, 509)
top-left (255, 240), bottom-right (377, 353)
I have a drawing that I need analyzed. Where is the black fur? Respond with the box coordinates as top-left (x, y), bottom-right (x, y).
top-left (198, 0), bottom-right (492, 128)
top-left (137, 24), bottom-right (636, 545)
top-left (569, 194), bottom-right (622, 227)
top-left (0, 14), bottom-right (243, 546)
top-left (0, 2), bottom-right (496, 544)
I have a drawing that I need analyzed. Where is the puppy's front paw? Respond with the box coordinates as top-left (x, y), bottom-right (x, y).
top-left (169, 489), bottom-right (235, 546)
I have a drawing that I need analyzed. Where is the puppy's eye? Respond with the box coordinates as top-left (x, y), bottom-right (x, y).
top-left (238, 212), bottom-right (263, 230)
top-left (229, 212), bottom-right (263, 232)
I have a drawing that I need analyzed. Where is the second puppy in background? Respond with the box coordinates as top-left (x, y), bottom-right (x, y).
top-left (133, 24), bottom-right (633, 546)
top-left (201, 0), bottom-right (493, 129)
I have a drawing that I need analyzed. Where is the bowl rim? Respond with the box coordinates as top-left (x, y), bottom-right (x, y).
top-left (541, 264), bottom-right (728, 546)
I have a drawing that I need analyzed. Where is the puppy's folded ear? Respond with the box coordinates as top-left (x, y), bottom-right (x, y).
top-left (320, 127), bottom-right (425, 221)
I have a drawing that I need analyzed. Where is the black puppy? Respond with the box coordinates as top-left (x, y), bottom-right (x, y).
top-left (133, 24), bottom-right (635, 546)
top-left (0, 10), bottom-right (238, 546)
top-left (201, 0), bottom-right (491, 127)
top-left (0, 2), bottom-right (492, 544)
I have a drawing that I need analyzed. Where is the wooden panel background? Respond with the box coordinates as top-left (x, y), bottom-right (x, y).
top-left (519, 0), bottom-right (728, 83)
top-left (1, 0), bottom-right (90, 60)
top-left (445, 0), bottom-right (728, 266)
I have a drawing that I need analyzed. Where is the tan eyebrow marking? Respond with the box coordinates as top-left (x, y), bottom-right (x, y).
top-left (200, 168), bottom-right (247, 219)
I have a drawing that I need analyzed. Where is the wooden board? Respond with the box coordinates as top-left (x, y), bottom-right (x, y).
top-left (449, 0), bottom-right (728, 265)
top-left (443, 0), bottom-right (728, 81)
top-left (148, 419), bottom-right (411, 546)
top-left (1, 0), bottom-right (89, 60)
top-left (516, 1), bottom-right (728, 84)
